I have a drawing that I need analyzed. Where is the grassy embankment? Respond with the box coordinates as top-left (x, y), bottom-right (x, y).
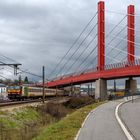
top-left (0, 97), bottom-right (105, 140)
top-left (0, 107), bottom-right (40, 140)
top-left (33, 101), bottom-right (104, 140)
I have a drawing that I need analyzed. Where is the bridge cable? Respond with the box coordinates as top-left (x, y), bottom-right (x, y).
top-left (55, 23), bottom-right (98, 77)
top-left (74, 17), bottom-right (127, 75)
top-left (105, 25), bottom-right (127, 49)
top-left (104, 10), bottom-right (140, 17)
top-left (105, 15), bottom-right (126, 38)
top-left (62, 16), bottom-right (127, 76)
top-left (64, 33), bottom-right (97, 74)
top-left (106, 36), bottom-right (127, 64)
top-left (107, 44), bottom-right (140, 59)
top-left (50, 14), bottom-right (127, 79)
top-left (74, 44), bottom-right (98, 73)
top-left (108, 34), bottom-right (140, 47)
top-left (106, 35), bottom-right (127, 56)
top-left (49, 12), bottom-right (98, 78)
top-left (108, 22), bottom-right (140, 33)
top-left (79, 55), bottom-right (98, 74)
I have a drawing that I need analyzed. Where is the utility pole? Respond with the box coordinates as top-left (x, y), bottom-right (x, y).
top-left (19, 75), bottom-right (21, 86)
top-left (42, 66), bottom-right (45, 103)
top-left (87, 84), bottom-right (90, 96)
top-left (114, 80), bottom-right (116, 92)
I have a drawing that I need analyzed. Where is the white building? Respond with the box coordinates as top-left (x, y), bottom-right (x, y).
top-left (0, 84), bottom-right (7, 93)
top-left (0, 84), bottom-right (8, 100)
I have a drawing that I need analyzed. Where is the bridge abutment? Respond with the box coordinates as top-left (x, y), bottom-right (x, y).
top-left (125, 78), bottom-right (137, 93)
top-left (95, 79), bottom-right (107, 100)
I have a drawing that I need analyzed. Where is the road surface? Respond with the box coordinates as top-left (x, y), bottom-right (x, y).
top-left (77, 100), bottom-right (127, 140)
top-left (120, 98), bottom-right (140, 140)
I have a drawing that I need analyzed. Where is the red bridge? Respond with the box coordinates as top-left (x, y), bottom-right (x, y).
top-left (47, 1), bottom-right (140, 100)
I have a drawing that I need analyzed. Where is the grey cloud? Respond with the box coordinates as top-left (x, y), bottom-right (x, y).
top-left (0, 0), bottom-right (139, 83)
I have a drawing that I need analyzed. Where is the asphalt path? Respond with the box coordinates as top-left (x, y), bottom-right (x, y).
top-left (77, 100), bottom-right (127, 140)
top-left (120, 98), bottom-right (140, 140)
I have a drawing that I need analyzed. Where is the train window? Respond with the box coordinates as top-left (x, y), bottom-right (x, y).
top-left (14, 86), bottom-right (20, 90)
top-left (8, 86), bottom-right (14, 90)
top-left (29, 88), bottom-right (42, 92)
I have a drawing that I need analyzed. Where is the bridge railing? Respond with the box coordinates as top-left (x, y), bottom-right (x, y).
top-left (105, 59), bottom-right (140, 70)
top-left (50, 59), bottom-right (140, 81)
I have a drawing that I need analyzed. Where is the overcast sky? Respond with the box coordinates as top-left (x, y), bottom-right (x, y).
top-left (0, 0), bottom-right (140, 84)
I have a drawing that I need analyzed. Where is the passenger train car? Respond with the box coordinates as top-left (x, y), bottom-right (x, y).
top-left (7, 85), bottom-right (64, 100)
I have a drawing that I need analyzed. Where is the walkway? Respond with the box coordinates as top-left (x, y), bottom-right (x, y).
top-left (77, 99), bottom-right (127, 140)
top-left (120, 98), bottom-right (140, 140)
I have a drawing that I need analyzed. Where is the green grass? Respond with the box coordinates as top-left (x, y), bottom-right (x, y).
top-left (33, 102), bottom-right (105, 140)
top-left (0, 107), bottom-right (40, 129)
top-left (13, 107), bottom-right (40, 122)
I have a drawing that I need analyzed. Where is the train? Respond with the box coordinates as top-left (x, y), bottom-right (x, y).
top-left (7, 85), bottom-right (65, 100)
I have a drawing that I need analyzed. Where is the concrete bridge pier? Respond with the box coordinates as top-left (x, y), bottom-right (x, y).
top-left (125, 78), bottom-right (137, 93)
top-left (95, 79), bottom-right (107, 101)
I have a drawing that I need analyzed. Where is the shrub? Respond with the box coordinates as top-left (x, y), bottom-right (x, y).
top-left (63, 96), bottom-right (95, 109)
top-left (37, 103), bottom-right (68, 120)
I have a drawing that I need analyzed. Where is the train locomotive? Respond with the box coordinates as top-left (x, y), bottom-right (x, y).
top-left (7, 85), bottom-right (64, 100)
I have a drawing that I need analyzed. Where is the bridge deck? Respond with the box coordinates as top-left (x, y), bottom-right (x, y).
top-left (48, 65), bottom-right (140, 88)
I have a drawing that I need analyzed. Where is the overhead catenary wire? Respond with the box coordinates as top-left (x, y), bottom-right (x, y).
top-left (18, 69), bottom-right (42, 78)
top-left (0, 53), bottom-right (19, 63)
top-left (0, 75), bottom-right (8, 80)
top-left (0, 56), bottom-right (43, 79)
top-left (49, 12), bottom-right (98, 78)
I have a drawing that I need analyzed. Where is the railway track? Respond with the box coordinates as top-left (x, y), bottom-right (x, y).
top-left (0, 97), bottom-right (70, 109)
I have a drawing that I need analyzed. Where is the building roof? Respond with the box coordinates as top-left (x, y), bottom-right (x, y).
top-left (0, 84), bottom-right (6, 87)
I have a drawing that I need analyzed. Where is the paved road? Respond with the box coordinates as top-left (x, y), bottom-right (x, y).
top-left (120, 98), bottom-right (140, 140)
top-left (77, 100), bottom-right (127, 140)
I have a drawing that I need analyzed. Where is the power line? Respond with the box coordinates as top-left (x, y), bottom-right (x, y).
top-left (0, 53), bottom-right (18, 63)
top-left (18, 69), bottom-right (42, 78)
top-left (0, 75), bottom-right (8, 80)
top-left (0, 51), bottom-right (43, 79)
top-left (49, 12), bottom-right (98, 78)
